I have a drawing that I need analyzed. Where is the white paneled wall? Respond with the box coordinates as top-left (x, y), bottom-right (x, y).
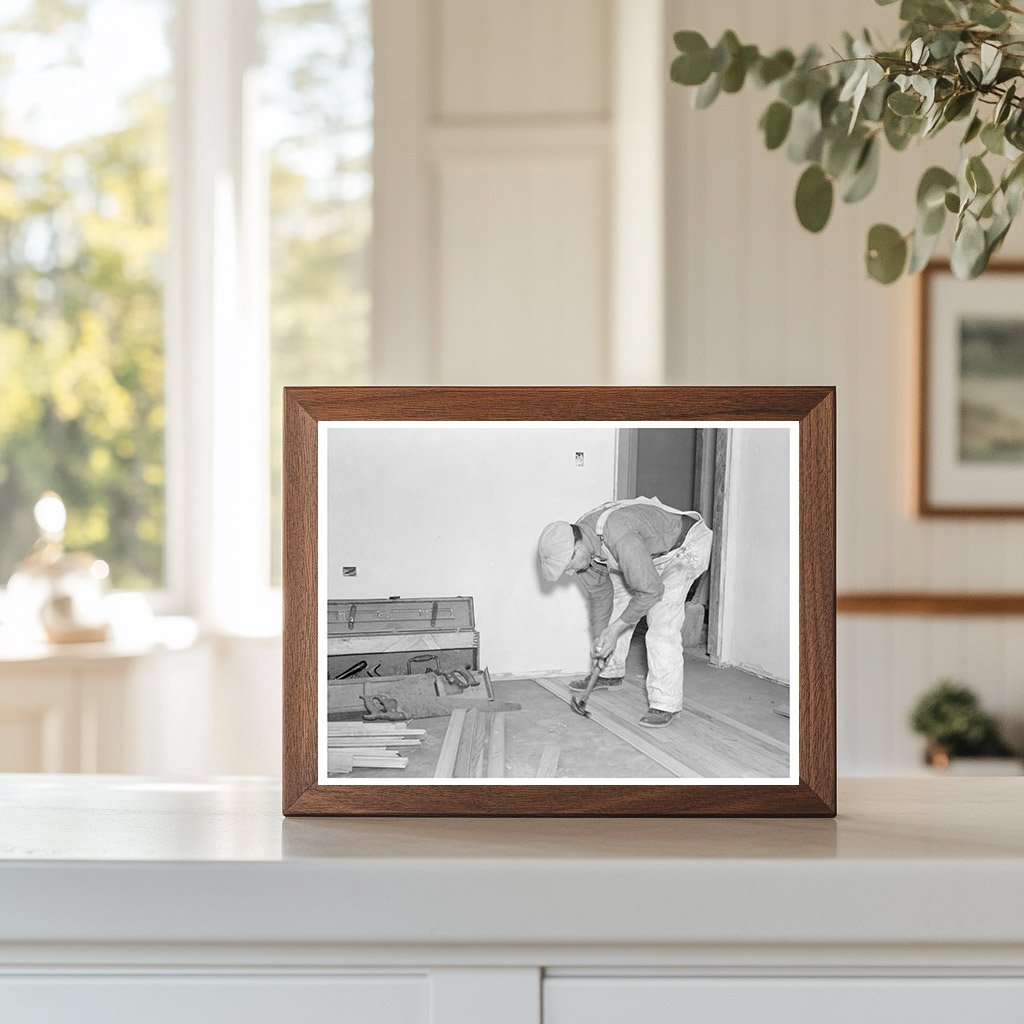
top-left (374, 0), bottom-right (627, 385)
top-left (666, 0), bottom-right (1024, 773)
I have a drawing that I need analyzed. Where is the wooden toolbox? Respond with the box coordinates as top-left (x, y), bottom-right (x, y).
top-left (326, 596), bottom-right (479, 679)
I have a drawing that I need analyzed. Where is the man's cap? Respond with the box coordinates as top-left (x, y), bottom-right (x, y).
top-left (538, 521), bottom-right (574, 582)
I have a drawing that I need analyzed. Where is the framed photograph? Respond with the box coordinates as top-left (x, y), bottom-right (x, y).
top-left (918, 261), bottom-right (1024, 517)
top-left (282, 387), bottom-right (835, 816)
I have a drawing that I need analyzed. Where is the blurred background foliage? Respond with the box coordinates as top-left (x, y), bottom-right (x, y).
top-left (0, 0), bottom-right (170, 589)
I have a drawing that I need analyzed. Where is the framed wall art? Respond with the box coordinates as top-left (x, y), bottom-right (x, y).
top-left (282, 387), bottom-right (836, 816)
top-left (917, 261), bottom-right (1024, 517)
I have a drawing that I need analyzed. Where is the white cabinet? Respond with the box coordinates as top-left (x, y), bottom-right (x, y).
top-left (0, 975), bottom-right (428, 1024)
top-left (1, 777), bottom-right (1023, 1024)
top-left (544, 977), bottom-right (1024, 1024)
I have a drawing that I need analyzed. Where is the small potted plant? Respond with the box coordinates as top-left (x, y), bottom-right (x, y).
top-left (909, 680), bottom-right (1019, 772)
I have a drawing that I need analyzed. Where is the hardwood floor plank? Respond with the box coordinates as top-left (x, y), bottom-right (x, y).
top-left (530, 677), bottom-right (704, 778)
top-left (433, 708), bottom-right (467, 778)
top-left (536, 743), bottom-right (561, 778)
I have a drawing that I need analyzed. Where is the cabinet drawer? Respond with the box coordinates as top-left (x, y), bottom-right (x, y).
top-left (0, 974), bottom-right (427, 1024)
top-left (544, 977), bottom-right (1024, 1024)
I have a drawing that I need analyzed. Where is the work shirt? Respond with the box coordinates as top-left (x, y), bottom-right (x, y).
top-left (575, 503), bottom-right (695, 636)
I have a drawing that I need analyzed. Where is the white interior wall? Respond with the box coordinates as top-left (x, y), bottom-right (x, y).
top-left (326, 427), bottom-right (617, 675)
top-left (720, 429), bottom-right (791, 683)
top-left (666, 0), bottom-right (1024, 773)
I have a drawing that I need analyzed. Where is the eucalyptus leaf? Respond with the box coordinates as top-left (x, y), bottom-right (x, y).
top-left (917, 166), bottom-right (957, 210)
top-left (779, 73), bottom-right (807, 106)
top-left (962, 115), bottom-right (983, 145)
top-left (967, 154), bottom-right (995, 195)
top-left (980, 42), bottom-right (1003, 86)
top-left (981, 122), bottom-right (1006, 155)
top-left (908, 221), bottom-right (942, 273)
top-left (996, 82), bottom-right (1017, 124)
top-left (710, 31), bottom-right (740, 74)
top-left (942, 91), bottom-right (974, 122)
top-left (866, 223), bottom-right (908, 283)
top-left (921, 200), bottom-right (946, 235)
top-left (760, 102), bottom-right (793, 150)
top-left (721, 44), bottom-right (759, 93)
top-left (822, 128), bottom-right (863, 178)
top-left (970, 2), bottom-right (1009, 29)
top-left (694, 73), bottom-right (721, 109)
top-left (888, 90), bottom-right (921, 115)
top-left (795, 164), bottom-right (834, 232)
top-left (787, 101), bottom-right (823, 162)
top-left (842, 137), bottom-right (880, 203)
top-left (951, 212), bottom-right (986, 278)
top-left (754, 49), bottom-right (795, 87)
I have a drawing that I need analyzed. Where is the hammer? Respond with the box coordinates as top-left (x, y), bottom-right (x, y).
top-left (570, 656), bottom-right (607, 718)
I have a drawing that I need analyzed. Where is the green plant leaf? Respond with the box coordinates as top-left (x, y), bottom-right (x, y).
top-left (866, 223), bottom-right (907, 283)
top-left (787, 101), bottom-right (823, 162)
top-left (822, 128), bottom-right (862, 177)
top-left (980, 41), bottom-right (1002, 86)
top-left (671, 32), bottom-right (713, 86)
top-left (694, 73), bottom-right (721, 109)
top-left (710, 30), bottom-right (740, 73)
top-left (888, 90), bottom-right (921, 115)
top-left (944, 190), bottom-right (960, 213)
top-left (942, 91), bottom-right (974, 123)
top-left (760, 101), bottom-right (792, 150)
top-left (779, 73), bottom-right (807, 106)
top-left (795, 164), bottom-right (834, 232)
top-left (842, 137), bottom-right (880, 203)
top-left (970, 2), bottom-right (1009, 29)
top-left (995, 82), bottom-right (1017, 125)
top-left (962, 115), bottom-right (983, 145)
top-left (967, 154), bottom-right (995, 196)
top-left (721, 44), bottom-right (759, 92)
top-left (917, 166), bottom-right (957, 210)
top-left (951, 211), bottom-right (986, 278)
top-left (981, 122), bottom-right (1005, 155)
top-left (908, 221), bottom-right (942, 273)
top-left (884, 106), bottom-right (922, 150)
top-left (753, 49), bottom-right (794, 87)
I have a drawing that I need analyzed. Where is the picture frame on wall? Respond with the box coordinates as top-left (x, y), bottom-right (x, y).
top-left (917, 261), bottom-right (1024, 517)
top-left (282, 387), bottom-right (836, 817)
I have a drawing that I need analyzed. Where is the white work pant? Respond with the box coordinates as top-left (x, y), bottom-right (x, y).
top-left (599, 521), bottom-right (714, 712)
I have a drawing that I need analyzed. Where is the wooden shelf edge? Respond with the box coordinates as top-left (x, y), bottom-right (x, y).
top-left (838, 593), bottom-right (1024, 616)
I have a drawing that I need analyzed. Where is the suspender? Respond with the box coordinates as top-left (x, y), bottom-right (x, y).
top-left (583, 497), bottom-right (704, 568)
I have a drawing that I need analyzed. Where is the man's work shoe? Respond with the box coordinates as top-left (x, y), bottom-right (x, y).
top-left (638, 708), bottom-right (676, 728)
top-left (568, 675), bottom-right (623, 692)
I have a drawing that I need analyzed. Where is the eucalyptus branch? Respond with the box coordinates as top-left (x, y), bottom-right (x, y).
top-left (670, 0), bottom-right (1024, 283)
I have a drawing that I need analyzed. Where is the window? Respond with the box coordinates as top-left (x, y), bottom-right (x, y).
top-left (0, 0), bottom-right (373, 619)
top-left (261, 0), bottom-right (372, 582)
top-left (0, 0), bottom-right (173, 589)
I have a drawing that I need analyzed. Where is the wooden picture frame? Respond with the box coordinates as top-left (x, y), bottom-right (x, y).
top-left (282, 387), bottom-right (836, 817)
top-left (917, 261), bottom-right (1024, 517)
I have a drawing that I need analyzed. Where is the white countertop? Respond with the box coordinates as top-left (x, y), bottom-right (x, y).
top-left (1, 775), bottom-right (1022, 952)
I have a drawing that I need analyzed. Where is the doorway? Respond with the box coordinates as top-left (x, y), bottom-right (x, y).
top-left (614, 427), bottom-right (720, 651)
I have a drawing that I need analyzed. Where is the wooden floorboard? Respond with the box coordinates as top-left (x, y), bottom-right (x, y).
top-left (530, 677), bottom-right (703, 778)
top-left (432, 708), bottom-right (466, 778)
top-left (680, 697), bottom-right (788, 754)
top-left (604, 683), bottom-right (789, 778)
top-left (591, 688), bottom-right (746, 778)
top-left (486, 712), bottom-right (506, 778)
top-left (532, 676), bottom-right (789, 780)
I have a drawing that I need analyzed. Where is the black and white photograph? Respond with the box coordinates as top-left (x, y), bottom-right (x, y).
top-left (318, 422), bottom-right (797, 784)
